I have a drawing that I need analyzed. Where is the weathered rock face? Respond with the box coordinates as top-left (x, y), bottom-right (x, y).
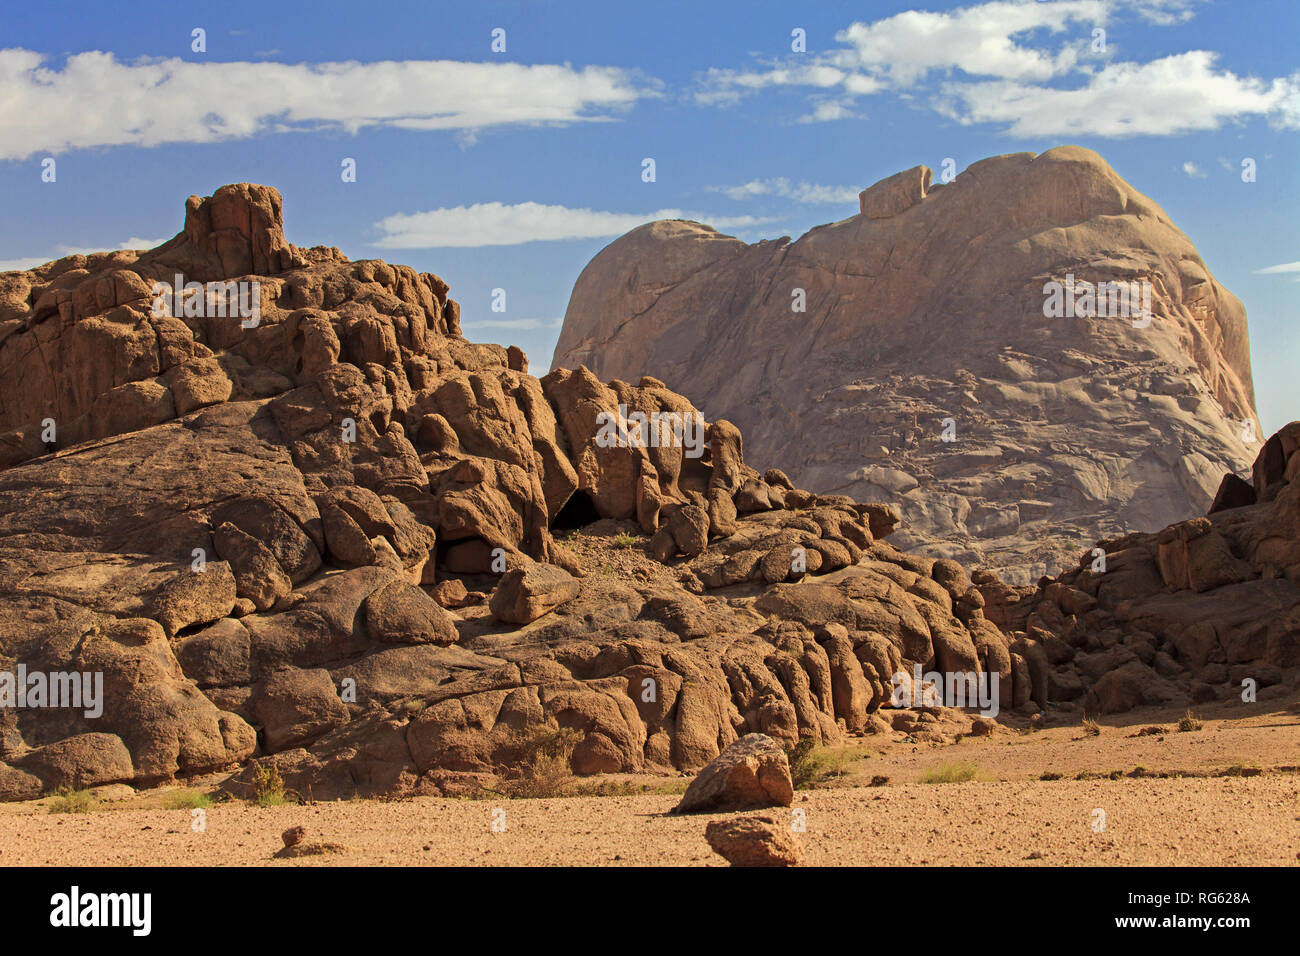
top-left (0, 183), bottom-right (1032, 801)
top-left (979, 422), bottom-right (1300, 714)
top-left (673, 733), bottom-right (794, 813)
top-left (553, 147), bottom-right (1260, 584)
top-left (4, 180), bottom-right (1288, 803)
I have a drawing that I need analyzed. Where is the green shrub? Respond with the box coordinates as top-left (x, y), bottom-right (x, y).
top-left (47, 786), bottom-right (97, 814)
top-left (250, 764), bottom-right (287, 806)
top-left (786, 739), bottom-right (851, 789)
top-left (163, 789), bottom-right (213, 810)
top-left (918, 761), bottom-right (981, 784)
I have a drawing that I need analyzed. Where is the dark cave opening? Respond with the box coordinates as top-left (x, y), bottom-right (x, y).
top-left (549, 490), bottom-right (600, 530)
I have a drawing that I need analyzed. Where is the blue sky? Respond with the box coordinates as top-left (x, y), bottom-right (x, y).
top-left (2, 0), bottom-right (1296, 432)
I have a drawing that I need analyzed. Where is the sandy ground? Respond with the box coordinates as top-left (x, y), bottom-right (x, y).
top-left (1, 697), bottom-right (1297, 867)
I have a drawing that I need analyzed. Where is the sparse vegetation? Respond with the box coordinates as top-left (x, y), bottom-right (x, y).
top-left (505, 725), bottom-right (583, 799)
top-left (612, 531), bottom-right (638, 549)
top-left (250, 764), bottom-right (288, 806)
top-left (1082, 715), bottom-right (1101, 737)
top-left (570, 777), bottom-right (690, 797)
top-left (1178, 709), bottom-right (1203, 733)
top-left (570, 777), bottom-right (639, 797)
top-left (918, 761), bottom-right (981, 784)
top-left (162, 788), bottom-right (213, 810)
top-left (786, 738), bottom-right (851, 790)
top-left (1217, 764), bottom-right (1262, 777)
top-left (47, 786), bottom-right (97, 814)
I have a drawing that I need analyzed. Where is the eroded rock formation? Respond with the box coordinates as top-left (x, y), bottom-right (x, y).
top-left (979, 422), bottom-right (1300, 714)
top-left (0, 180), bottom-right (1290, 803)
top-left (0, 184), bottom-right (1025, 801)
top-left (553, 147), bottom-right (1261, 584)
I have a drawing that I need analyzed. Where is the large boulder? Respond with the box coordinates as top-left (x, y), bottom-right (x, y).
top-left (250, 667), bottom-right (349, 752)
top-left (672, 733), bottom-right (794, 814)
top-left (362, 581), bottom-right (459, 645)
top-left (489, 564), bottom-right (580, 625)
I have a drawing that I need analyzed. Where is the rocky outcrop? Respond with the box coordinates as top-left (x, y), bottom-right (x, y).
top-left (2, 180), bottom-right (1289, 803)
top-left (0, 183), bottom-right (1031, 801)
top-left (553, 147), bottom-right (1260, 584)
top-left (979, 422), bottom-right (1300, 713)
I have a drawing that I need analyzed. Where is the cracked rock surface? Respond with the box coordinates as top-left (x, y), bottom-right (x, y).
top-left (553, 147), bottom-right (1260, 584)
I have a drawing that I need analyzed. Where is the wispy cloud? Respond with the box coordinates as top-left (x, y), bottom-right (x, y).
top-left (709, 178), bottom-right (860, 204)
top-left (0, 237), bottom-right (167, 272)
top-left (1129, 0), bottom-right (1205, 26)
top-left (0, 49), bottom-right (650, 160)
top-left (696, 62), bottom-right (859, 106)
top-left (1182, 161), bottom-right (1206, 178)
top-left (1254, 261), bottom-right (1300, 274)
top-left (372, 201), bottom-right (774, 248)
top-left (0, 255), bottom-right (52, 272)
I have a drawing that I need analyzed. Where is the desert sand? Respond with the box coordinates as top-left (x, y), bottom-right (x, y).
top-left (3, 698), bottom-right (1294, 867)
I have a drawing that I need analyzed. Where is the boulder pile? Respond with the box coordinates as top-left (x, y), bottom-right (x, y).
top-left (0, 184), bottom-right (1028, 801)
top-left (0, 182), bottom-right (1292, 803)
top-left (979, 423), bottom-right (1300, 713)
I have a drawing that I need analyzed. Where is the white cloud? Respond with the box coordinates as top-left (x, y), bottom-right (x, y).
top-left (1182, 161), bottom-right (1206, 178)
top-left (1254, 261), bottom-right (1300, 275)
top-left (0, 48), bottom-right (648, 160)
top-left (939, 52), bottom-right (1299, 137)
top-left (709, 178), bottom-right (860, 204)
top-left (693, 1), bottom-right (1300, 138)
top-left (834, 1), bottom-right (1104, 85)
top-left (697, 0), bottom-right (1103, 105)
top-left (0, 237), bottom-right (168, 272)
top-left (798, 101), bottom-right (859, 123)
top-left (372, 201), bottom-right (775, 248)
